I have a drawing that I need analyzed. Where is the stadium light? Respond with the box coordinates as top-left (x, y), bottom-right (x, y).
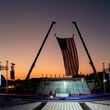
top-left (103, 79), bottom-right (107, 83)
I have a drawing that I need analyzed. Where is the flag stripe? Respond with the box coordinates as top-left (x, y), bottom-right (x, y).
top-left (67, 38), bottom-right (75, 75)
top-left (56, 37), bottom-right (79, 77)
top-left (67, 38), bottom-right (77, 76)
top-left (70, 38), bottom-right (79, 75)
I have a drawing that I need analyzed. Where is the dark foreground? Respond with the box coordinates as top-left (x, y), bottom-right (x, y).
top-left (0, 93), bottom-right (110, 110)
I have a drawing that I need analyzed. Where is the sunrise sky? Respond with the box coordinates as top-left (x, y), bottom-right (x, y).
top-left (0, 0), bottom-right (110, 79)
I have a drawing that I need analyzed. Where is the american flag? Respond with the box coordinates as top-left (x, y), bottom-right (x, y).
top-left (56, 37), bottom-right (79, 77)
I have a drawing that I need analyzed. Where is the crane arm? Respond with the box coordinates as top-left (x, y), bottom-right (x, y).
top-left (25, 21), bottom-right (56, 80)
top-left (72, 21), bottom-right (97, 74)
top-left (72, 21), bottom-right (101, 87)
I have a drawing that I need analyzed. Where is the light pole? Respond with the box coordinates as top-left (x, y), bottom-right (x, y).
top-left (102, 63), bottom-right (106, 93)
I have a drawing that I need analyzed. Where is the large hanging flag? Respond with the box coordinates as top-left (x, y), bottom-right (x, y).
top-left (56, 36), bottom-right (79, 77)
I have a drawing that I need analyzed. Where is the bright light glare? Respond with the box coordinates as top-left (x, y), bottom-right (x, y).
top-left (81, 78), bottom-right (84, 82)
top-left (103, 79), bottom-right (107, 83)
top-left (63, 81), bottom-right (66, 87)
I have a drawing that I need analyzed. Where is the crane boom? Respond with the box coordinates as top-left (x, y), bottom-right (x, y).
top-left (72, 22), bottom-right (97, 74)
top-left (72, 22), bottom-right (101, 87)
top-left (25, 21), bottom-right (56, 80)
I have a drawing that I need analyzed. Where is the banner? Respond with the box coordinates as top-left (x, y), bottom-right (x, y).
top-left (56, 37), bottom-right (79, 77)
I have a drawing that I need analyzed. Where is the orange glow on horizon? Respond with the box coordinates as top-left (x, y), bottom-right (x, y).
top-left (0, 0), bottom-right (110, 82)
top-left (1, 65), bottom-right (99, 80)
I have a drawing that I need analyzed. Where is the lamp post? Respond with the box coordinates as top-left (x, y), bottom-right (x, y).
top-left (103, 63), bottom-right (106, 93)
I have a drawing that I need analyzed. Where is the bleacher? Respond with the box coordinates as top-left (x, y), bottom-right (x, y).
top-left (85, 101), bottom-right (110, 110)
top-left (41, 102), bottom-right (83, 110)
top-left (36, 78), bottom-right (91, 97)
top-left (1, 100), bottom-right (110, 110)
